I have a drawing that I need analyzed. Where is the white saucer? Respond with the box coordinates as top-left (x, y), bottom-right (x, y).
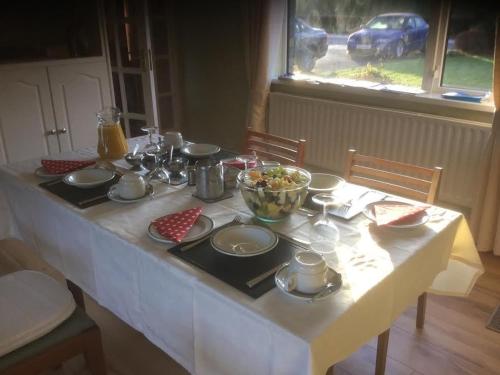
top-left (180, 143), bottom-right (220, 157)
top-left (147, 215), bottom-right (214, 244)
top-left (362, 200), bottom-right (430, 229)
top-left (210, 224), bottom-right (278, 257)
top-left (275, 263), bottom-right (342, 301)
top-left (107, 184), bottom-right (153, 203)
top-left (35, 167), bottom-right (66, 178)
top-left (63, 169), bottom-right (115, 189)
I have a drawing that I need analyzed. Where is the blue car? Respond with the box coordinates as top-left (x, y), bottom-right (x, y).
top-left (347, 13), bottom-right (428, 59)
top-left (294, 18), bottom-right (328, 71)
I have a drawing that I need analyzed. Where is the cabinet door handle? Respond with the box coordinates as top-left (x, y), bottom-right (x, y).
top-left (58, 128), bottom-right (68, 134)
top-left (46, 129), bottom-right (57, 136)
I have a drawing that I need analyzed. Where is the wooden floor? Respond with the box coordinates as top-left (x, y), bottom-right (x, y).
top-left (49, 252), bottom-right (500, 375)
top-left (336, 252), bottom-right (500, 375)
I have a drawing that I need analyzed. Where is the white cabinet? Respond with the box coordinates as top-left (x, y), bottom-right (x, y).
top-left (0, 67), bottom-right (59, 164)
top-left (0, 58), bottom-right (112, 164)
top-left (49, 61), bottom-right (112, 153)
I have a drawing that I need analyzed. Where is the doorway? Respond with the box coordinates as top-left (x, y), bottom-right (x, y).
top-left (103, 0), bottom-right (178, 138)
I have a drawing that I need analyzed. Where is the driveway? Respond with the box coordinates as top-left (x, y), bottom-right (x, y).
top-left (310, 34), bottom-right (455, 76)
top-left (313, 34), bottom-right (361, 75)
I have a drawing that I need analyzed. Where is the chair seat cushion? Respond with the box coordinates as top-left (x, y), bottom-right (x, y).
top-left (0, 238), bottom-right (66, 283)
top-left (0, 270), bottom-right (75, 357)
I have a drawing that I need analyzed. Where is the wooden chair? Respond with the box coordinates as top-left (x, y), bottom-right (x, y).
top-left (244, 129), bottom-right (307, 167)
top-left (344, 149), bottom-right (443, 375)
top-left (0, 238), bottom-right (106, 375)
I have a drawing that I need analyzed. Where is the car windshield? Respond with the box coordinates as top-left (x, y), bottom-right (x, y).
top-left (366, 16), bottom-right (406, 30)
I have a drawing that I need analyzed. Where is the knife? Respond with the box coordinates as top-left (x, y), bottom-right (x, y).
top-left (78, 194), bottom-right (108, 206)
top-left (246, 263), bottom-right (286, 288)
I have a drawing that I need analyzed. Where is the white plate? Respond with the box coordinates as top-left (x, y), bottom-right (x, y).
top-left (63, 169), bottom-right (115, 189)
top-left (107, 184), bottom-right (154, 203)
top-left (308, 173), bottom-right (345, 193)
top-left (275, 263), bottom-right (342, 301)
top-left (210, 224), bottom-right (278, 257)
top-left (147, 215), bottom-right (214, 244)
top-left (35, 167), bottom-right (67, 178)
top-left (181, 143), bottom-right (220, 157)
top-left (362, 200), bottom-right (430, 229)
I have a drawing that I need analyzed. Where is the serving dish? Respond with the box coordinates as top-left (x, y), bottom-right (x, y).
top-left (237, 165), bottom-right (311, 222)
top-left (308, 173), bottom-right (345, 193)
top-left (180, 143), bottom-right (220, 157)
top-left (147, 215), bottom-right (214, 244)
top-left (210, 224), bottom-right (278, 257)
top-left (63, 169), bottom-right (115, 189)
top-left (362, 200), bottom-right (430, 229)
top-left (35, 167), bottom-right (66, 178)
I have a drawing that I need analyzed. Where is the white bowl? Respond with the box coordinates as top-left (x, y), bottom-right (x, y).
top-left (210, 224), bottom-right (278, 257)
top-left (308, 173), bottom-right (345, 193)
top-left (63, 169), bottom-right (115, 189)
top-left (181, 143), bottom-right (220, 157)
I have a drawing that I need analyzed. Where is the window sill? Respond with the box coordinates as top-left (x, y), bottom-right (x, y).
top-left (271, 77), bottom-right (495, 125)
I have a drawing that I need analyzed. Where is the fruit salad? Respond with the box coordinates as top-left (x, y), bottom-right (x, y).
top-left (238, 166), bottom-right (311, 222)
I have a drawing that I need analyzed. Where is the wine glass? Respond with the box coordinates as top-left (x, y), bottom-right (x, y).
top-left (309, 193), bottom-right (342, 254)
top-left (144, 148), bottom-right (170, 183)
top-left (141, 126), bottom-right (158, 149)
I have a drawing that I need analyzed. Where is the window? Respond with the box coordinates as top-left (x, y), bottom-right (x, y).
top-left (287, 0), bottom-right (496, 97)
top-left (441, 2), bottom-right (495, 91)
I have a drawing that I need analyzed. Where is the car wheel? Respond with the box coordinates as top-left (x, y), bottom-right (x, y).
top-left (297, 54), bottom-right (316, 72)
top-left (394, 40), bottom-right (405, 58)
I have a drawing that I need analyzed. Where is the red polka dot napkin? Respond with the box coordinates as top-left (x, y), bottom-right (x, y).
top-left (41, 160), bottom-right (96, 175)
top-left (374, 204), bottom-right (429, 226)
top-left (152, 207), bottom-right (203, 243)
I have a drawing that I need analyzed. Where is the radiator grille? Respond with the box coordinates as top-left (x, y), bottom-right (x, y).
top-left (268, 93), bottom-right (491, 207)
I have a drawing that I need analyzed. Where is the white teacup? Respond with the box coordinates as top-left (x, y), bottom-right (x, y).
top-left (115, 173), bottom-right (146, 199)
top-left (163, 131), bottom-right (183, 149)
top-left (286, 251), bottom-right (328, 294)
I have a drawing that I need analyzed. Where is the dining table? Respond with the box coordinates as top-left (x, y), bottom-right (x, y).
top-left (0, 136), bottom-right (484, 375)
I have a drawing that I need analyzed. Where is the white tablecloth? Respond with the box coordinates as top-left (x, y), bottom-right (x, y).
top-left (0, 140), bottom-right (484, 375)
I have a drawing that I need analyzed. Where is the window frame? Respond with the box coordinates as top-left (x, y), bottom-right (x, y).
top-left (284, 0), bottom-right (494, 102)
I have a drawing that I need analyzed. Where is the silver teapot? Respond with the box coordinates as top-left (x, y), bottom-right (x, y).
top-left (195, 159), bottom-right (224, 199)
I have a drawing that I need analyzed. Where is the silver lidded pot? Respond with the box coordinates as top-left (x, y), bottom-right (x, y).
top-left (195, 159), bottom-right (224, 199)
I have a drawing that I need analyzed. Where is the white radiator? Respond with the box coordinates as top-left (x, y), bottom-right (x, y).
top-left (268, 92), bottom-right (491, 207)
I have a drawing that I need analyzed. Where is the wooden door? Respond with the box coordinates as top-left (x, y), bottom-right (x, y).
top-left (48, 60), bottom-right (113, 152)
top-left (0, 66), bottom-right (59, 163)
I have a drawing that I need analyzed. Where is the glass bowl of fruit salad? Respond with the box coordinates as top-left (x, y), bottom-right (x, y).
top-left (237, 165), bottom-right (311, 222)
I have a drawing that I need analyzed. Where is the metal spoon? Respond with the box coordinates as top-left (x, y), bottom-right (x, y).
top-left (308, 280), bottom-right (342, 303)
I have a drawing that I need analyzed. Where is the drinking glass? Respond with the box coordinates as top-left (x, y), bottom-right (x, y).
top-left (309, 193), bottom-right (342, 254)
top-left (237, 154), bottom-right (257, 170)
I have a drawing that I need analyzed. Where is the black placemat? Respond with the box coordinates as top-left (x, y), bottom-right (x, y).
top-left (169, 234), bottom-right (304, 298)
top-left (39, 174), bottom-right (121, 209)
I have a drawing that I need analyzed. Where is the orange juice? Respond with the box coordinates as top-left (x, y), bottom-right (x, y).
top-left (97, 122), bottom-right (128, 160)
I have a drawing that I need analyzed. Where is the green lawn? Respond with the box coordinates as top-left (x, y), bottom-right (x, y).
top-left (333, 54), bottom-right (493, 91)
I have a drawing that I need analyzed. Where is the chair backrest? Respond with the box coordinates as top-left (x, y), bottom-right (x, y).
top-left (344, 149), bottom-right (442, 204)
top-left (244, 129), bottom-right (306, 167)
